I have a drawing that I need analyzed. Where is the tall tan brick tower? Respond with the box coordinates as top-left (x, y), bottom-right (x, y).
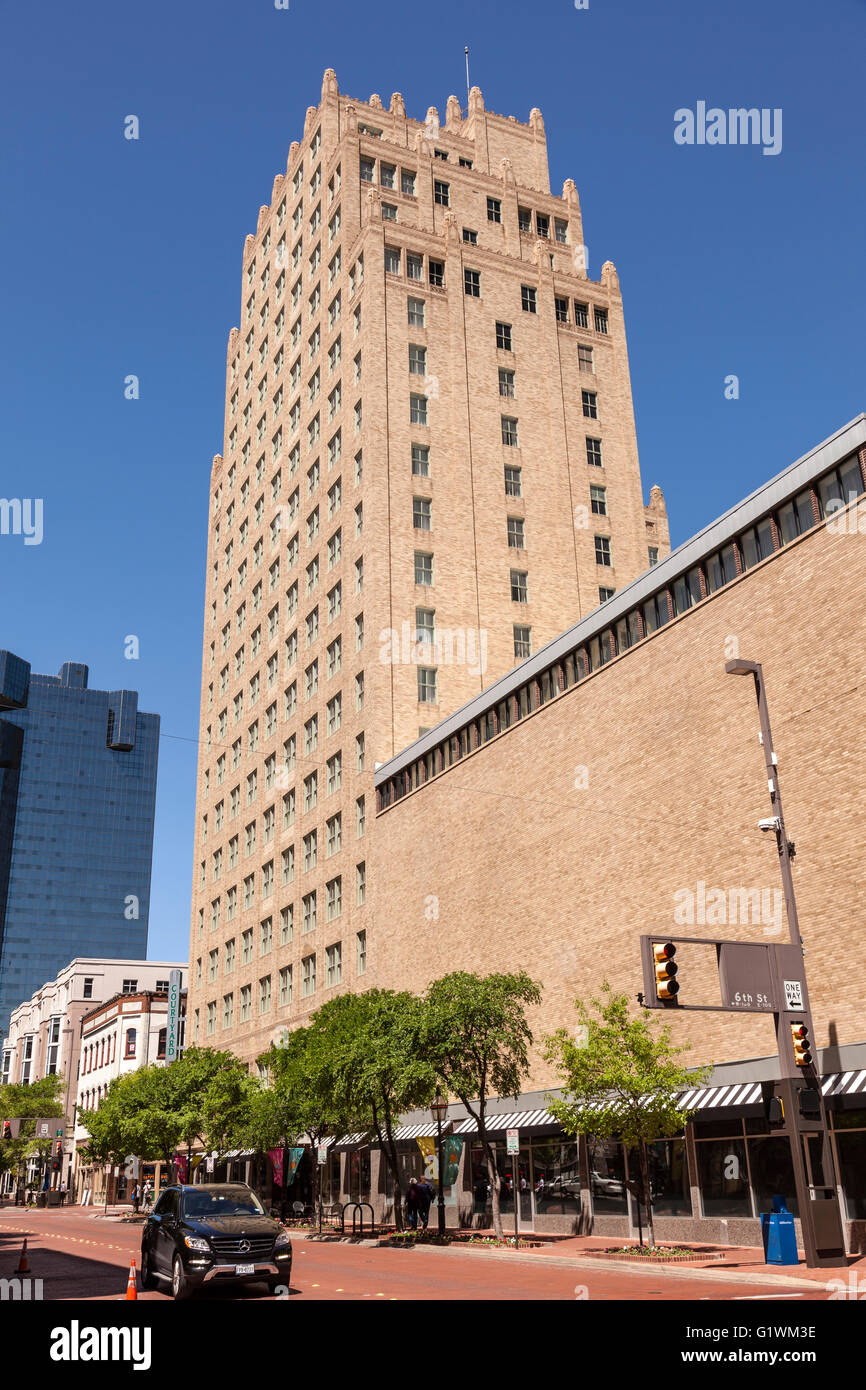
top-left (188, 70), bottom-right (669, 1064)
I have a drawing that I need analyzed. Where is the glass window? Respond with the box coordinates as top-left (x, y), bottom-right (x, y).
top-left (839, 456), bottom-right (865, 501)
top-left (588, 1138), bottom-right (628, 1214)
top-left (645, 1138), bottom-right (691, 1217)
top-left (533, 1140), bottom-right (581, 1215)
top-left (776, 501), bottom-right (799, 545)
top-left (747, 1136), bottom-right (799, 1217)
top-left (697, 1137), bottom-right (751, 1217)
top-left (835, 1127), bottom-right (866, 1220)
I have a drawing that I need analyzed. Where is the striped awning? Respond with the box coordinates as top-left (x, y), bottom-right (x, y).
top-left (391, 1123), bottom-right (437, 1141)
top-left (822, 1069), bottom-right (866, 1098)
top-left (677, 1082), bottom-right (764, 1110)
top-left (452, 1108), bottom-right (556, 1135)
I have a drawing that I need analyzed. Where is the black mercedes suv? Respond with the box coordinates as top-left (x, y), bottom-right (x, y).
top-left (140, 1183), bottom-right (292, 1299)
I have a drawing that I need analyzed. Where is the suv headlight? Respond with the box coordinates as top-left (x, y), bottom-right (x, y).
top-left (183, 1236), bottom-right (211, 1253)
top-left (275, 1230), bottom-right (291, 1248)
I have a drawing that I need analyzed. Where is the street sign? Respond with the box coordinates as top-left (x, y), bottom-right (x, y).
top-left (718, 941), bottom-right (777, 1012)
top-left (784, 979), bottom-right (804, 1010)
top-left (506, 1129), bottom-right (519, 1155)
top-left (166, 968), bottom-right (182, 1062)
top-left (33, 1118), bottom-right (63, 1139)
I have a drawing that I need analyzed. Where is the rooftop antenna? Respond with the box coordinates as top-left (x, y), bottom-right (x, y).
top-left (464, 46), bottom-right (470, 111)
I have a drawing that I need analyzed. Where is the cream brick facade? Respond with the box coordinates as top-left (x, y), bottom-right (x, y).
top-left (372, 427), bottom-right (866, 1090)
top-left (188, 71), bottom-right (667, 1065)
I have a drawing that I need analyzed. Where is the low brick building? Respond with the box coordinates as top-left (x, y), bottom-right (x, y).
top-left (365, 415), bottom-right (866, 1247)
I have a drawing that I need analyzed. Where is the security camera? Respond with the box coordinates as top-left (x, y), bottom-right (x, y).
top-left (758, 816), bottom-right (781, 833)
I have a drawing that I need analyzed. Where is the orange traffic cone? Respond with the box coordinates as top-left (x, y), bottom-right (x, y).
top-left (125, 1257), bottom-right (138, 1300)
top-left (16, 1239), bottom-right (29, 1274)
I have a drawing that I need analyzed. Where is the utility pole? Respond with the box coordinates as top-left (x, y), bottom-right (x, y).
top-left (725, 659), bottom-right (845, 1267)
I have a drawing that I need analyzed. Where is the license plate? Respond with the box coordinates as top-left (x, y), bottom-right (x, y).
top-left (235, 1263), bottom-right (255, 1276)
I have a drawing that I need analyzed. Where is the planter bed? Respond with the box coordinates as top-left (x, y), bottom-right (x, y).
top-left (582, 1245), bottom-right (728, 1264)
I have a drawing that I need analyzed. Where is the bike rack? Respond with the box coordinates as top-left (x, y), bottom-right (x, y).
top-left (347, 1201), bottom-right (375, 1237)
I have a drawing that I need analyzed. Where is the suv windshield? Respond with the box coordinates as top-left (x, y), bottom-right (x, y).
top-left (182, 1187), bottom-right (265, 1219)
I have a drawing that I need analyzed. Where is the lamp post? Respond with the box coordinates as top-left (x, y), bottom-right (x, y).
top-left (430, 1089), bottom-right (448, 1237)
top-left (724, 657), bottom-right (846, 1267)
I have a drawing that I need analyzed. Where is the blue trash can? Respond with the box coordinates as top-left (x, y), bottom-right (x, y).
top-left (761, 1194), bottom-right (798, 1265)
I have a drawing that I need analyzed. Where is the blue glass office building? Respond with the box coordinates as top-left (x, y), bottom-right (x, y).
top-left (0, 652), bottom-right (159, 1034)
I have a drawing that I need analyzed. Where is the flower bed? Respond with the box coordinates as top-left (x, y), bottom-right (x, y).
top-left (583, 1244), bottom-right (727, 1264)
top-left (381, 1230), bottom-right (542, 1250)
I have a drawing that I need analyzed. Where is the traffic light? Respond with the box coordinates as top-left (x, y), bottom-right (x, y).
top-left (652, 941), bottom-right (679, 1003)
top-left (791, 1022), bottom-right (812, 1067)
top-left (53, 1141), bottom-right (63, 1171)
top-left (1, 1120), bottom-right (11, 1142)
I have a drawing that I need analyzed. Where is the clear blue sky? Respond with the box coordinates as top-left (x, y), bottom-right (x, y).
top-left (1, 0), bottom-right (863, 965)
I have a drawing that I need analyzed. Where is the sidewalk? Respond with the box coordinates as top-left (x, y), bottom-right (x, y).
top-left (442, 1232), bottom-right (866, 1287)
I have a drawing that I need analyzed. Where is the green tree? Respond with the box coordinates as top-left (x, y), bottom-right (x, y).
top-left (167, 1046), bottom-right (257, 1163)
top-left (79, 1047), bottom-right (257, 1187)
top-left (420, 971), bottom-right (542, 1240)
top-left (310, 990), bottom-right (437, 1230)
top-left (257, 1022), bottom-right (363, 1225)
top-left (544, 982), bottom-right (711, 1247)
top-left (0, 1076), bottom-right (64, 1200)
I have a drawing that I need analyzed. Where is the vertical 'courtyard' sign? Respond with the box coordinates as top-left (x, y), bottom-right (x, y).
top-left (166, 969), bottom-right (182, 1062)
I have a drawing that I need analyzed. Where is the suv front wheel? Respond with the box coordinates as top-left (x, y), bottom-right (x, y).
top-left (172, 1254), bottom-right (192, 1301)
top-left (140, 1248), bottom-right (157, 1290)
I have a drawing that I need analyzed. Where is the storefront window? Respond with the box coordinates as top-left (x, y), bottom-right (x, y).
top-left (533, 1140), bottom-right (581, 1215)
top-left (646, 1138), bottom-right (691, 1217)
top-left (470, 1143), bottom-right (518, 1214)
top-left (697, 1138), bottom-right (751, 1217)
top-left (747, 1137), bottom-right (798, 1217)
top-left (834, 1128), bottom-right (866, 1219)
top-left (321, 1151), bottom-right (342, 1203)
top-left (348, 1148), bottom-right (371, 1201)
top-left (587, 1137), bottom-right (628, 1214)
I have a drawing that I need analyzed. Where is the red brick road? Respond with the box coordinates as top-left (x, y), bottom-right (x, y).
top-left (0, 1206), bottom-right (830, 1302)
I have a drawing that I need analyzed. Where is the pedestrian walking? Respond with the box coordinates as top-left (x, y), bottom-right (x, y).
top-left (417, 1176), bottom-right (434, 1229)
top-left (143, 1180), bottom-right (153, 1211)
top-left (59, 1180), bottom-right (67, 1206)
top-left (405, 1177), bottom-right (420, 1230)
top-left (131, 1182), bottom-right (141, 1214)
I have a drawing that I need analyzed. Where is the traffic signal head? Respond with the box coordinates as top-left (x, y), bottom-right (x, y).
top-left (1, 1120), bottom-right (11, 1141)
top-left (791, 1022), bottom-right (812, 1067)
top-left (652, 941), bottom-right (679, 1002)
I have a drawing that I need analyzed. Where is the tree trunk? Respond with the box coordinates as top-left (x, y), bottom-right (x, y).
top-left (381, 1096), bottom-right (406, 1232)
top-left (478, 1124), bottom-right (503, 1240)
top-left (639, 1141), bottom-right (655, 1249)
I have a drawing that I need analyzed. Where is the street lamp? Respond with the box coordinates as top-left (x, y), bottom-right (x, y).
top-left (725, 656), bottom-right (846, 1268)
top-left (430, 1089), bottom-right (448, 1237)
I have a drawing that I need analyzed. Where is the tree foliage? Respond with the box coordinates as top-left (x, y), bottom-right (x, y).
top-left (544, 981), bottom-right (711, 1246)
top-left (0, 1075), bottom-right (65, 1188)
top-left (305, 990), bottom-right (437, 1229)
top-left (420, 971), bottom-right (542, 1239)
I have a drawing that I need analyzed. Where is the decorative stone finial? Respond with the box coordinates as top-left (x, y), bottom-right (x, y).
top-left (390, 92), bottom-right (406, 117)
top-left (601, 260), bottom-right (620, 292)
top-left (321, 69), bottom-right (338, 99)
top-left (369, 93), bottom-right (383, 109)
